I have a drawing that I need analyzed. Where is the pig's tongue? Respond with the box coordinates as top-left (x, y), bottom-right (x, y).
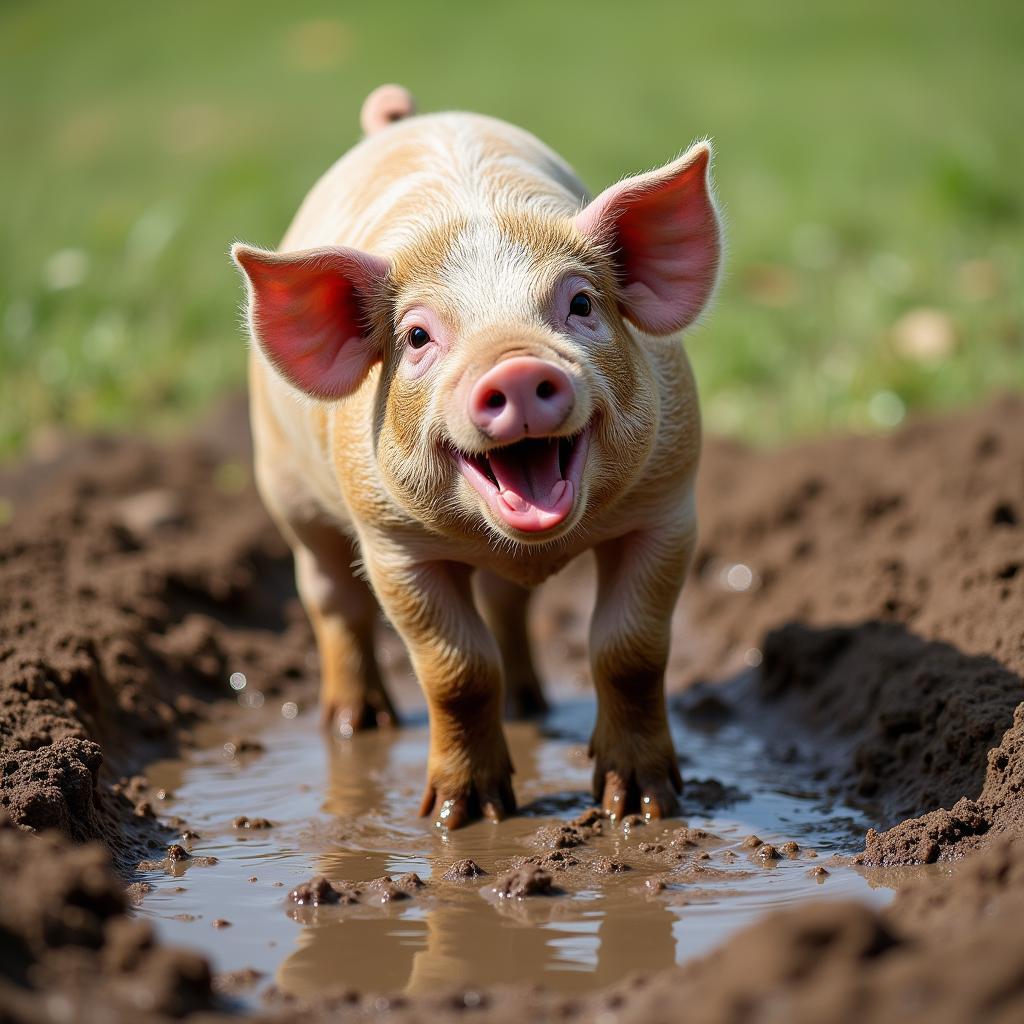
top-left (487, 439), bottom-right (566, 514)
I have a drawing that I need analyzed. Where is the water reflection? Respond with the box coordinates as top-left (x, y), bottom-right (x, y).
top-left (274, 715), bottom-right (680, 997)
top-left (140, 692), bottom-right (906, 1007)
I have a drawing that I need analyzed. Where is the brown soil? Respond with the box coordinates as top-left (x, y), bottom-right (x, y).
top-left (1, 393), bottom-right (1023, 1021)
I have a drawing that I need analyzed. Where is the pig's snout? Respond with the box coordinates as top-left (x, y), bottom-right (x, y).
top-left (468, 357), bottom-right (574, 443)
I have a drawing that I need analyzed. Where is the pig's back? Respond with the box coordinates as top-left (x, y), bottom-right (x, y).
top-left (280, 112), bottom-right (588, 256)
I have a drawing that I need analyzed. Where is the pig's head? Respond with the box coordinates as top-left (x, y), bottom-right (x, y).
top-left (233, 141), bottom-right (720, 547)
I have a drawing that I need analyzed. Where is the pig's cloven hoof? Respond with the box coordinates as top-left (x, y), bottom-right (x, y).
top-left (321, 689), bottom-right (398, 737)
top-left (593, 759), bottom-right (683, 823)
top-left (420, 776), bottom-right (517, 830)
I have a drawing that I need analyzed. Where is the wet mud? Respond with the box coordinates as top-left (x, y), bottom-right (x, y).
top-left (1, 393), bottom-right (1023, 1022)
top-left (131, 691), bottom-right (891, 1004)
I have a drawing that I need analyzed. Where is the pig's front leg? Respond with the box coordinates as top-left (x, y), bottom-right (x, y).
top-left (363, 548), bottom-right (514, 829)
top-left (589, 527), bottom-right (693, 821)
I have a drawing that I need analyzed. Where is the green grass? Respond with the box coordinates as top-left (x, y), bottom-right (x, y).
top-left (2, 0), bottom-right (1022, 456)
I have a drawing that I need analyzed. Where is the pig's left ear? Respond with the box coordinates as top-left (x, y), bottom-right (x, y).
top-left (231, 243), bottom-right (390, 400)
top-left (575, 141), bottom-right (721, 336)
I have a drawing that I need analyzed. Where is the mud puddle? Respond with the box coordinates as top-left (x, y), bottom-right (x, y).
top-left (133, 680), bottom-right (917, 1005)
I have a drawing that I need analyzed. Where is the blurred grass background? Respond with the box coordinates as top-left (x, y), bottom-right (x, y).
top-left (1, 0), bottom-right (1021, 458)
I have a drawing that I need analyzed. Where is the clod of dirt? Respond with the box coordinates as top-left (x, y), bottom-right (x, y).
top-left (670, 827), bottom-right (719, 849)
top-left (289, 876), bottom-right (340, 906)
top-left (742, 834), bottom-right (763, 848)
top-left (365, 873), bottom-right (422, 902)
top-left (367, 882), bottom-right (409, 904)
top-left (572, 808), bottom-right (604, 828)
top-left (138, 848), bottom-right (218, 872)
top-left (442, 858), bottom-right (487, 880)
top-left (591, 857), bottom-right (631, 873)
top-left (780, 840), bottom-right (801, 857)
top-left (491, 864), bottom-right (557, 899)
top-left (753, 844), bottom-right (781, 863)
top-left (809, 866), bottom-right (830, 879)
top-left (232, 815), bottom-right (274, 829)
top-left (524, 850), bottom-right (581, 871)
top-left (125, 880), bottom-right (154, 904)
top-left (211, 918), bottom-right (232, 928)
top-left (532, 823), bottom-right (586, 849)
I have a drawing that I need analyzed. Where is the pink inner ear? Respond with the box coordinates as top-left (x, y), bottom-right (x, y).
top-left (576, 145), bottom-right (721, 335)
top-left (233, 245), bottom-right (388, 400)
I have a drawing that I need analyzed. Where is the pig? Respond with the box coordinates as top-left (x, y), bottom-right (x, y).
top-left (231, 84), bottom-right (722, 829)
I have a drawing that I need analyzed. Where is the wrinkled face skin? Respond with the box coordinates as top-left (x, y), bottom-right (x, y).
top-left (374, 212), bottom-right (658, 548)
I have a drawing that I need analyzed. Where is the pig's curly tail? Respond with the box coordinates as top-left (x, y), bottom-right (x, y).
top-left (360, 84), bottom-right (416, 135)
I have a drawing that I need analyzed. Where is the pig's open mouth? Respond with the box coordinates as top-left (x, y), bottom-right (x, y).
top-left (453, 426), bottom-right (591, 534)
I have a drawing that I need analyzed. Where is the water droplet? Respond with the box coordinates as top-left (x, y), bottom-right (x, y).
top-left (725, 563), bottom-right (754, 592)
top-left (229, 672), bottom-right (246, 691)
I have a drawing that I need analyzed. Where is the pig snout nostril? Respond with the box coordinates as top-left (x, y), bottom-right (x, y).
top-left (468, 357), bottom-right (573, 441)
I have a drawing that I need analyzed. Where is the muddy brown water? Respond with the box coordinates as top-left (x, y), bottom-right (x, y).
top-left (135, 678), bottom-right (922, 1007)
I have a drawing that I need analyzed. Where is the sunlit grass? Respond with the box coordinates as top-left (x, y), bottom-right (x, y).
top-left (1, 0), bottom-right (1021, 456)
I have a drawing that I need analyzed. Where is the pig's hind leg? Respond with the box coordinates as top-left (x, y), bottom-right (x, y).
top-left (588, 528), bottom-right (693, 822)
top-left (474, 571), bottom-right (548, 719)
top-left (290, 522), bottom-right (397, 734)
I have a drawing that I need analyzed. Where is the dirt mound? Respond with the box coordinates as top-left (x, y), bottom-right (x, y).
top-left (0, 821), bottom-right (214, 1020)
top-left (0, 415), bottom-right (315, 867)
top-left (676, 394), bottom-right (1024, 863)
top-left (1, 393), bottom-right (1022, 1021)
top-left (681, 392), bottom-right (1024, 681)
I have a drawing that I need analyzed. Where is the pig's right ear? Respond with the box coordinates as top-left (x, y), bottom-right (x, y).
top-left (231, 243), bottom-right (390, 400)
top-left (575, 142), bottom-right (721, 336)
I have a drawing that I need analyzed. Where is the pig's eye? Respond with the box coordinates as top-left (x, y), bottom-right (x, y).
top-left (408, 327), bottom-right (431, 349)
top-left (568, 293), bottom-right (592, 318)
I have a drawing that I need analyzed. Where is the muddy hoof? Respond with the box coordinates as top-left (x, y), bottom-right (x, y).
top-left (594, 764), bottom-right (683, 823)
top-left (419, 778), bottom-right (517, 830)
top-left (322, 692), bottom-right (398, 736)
